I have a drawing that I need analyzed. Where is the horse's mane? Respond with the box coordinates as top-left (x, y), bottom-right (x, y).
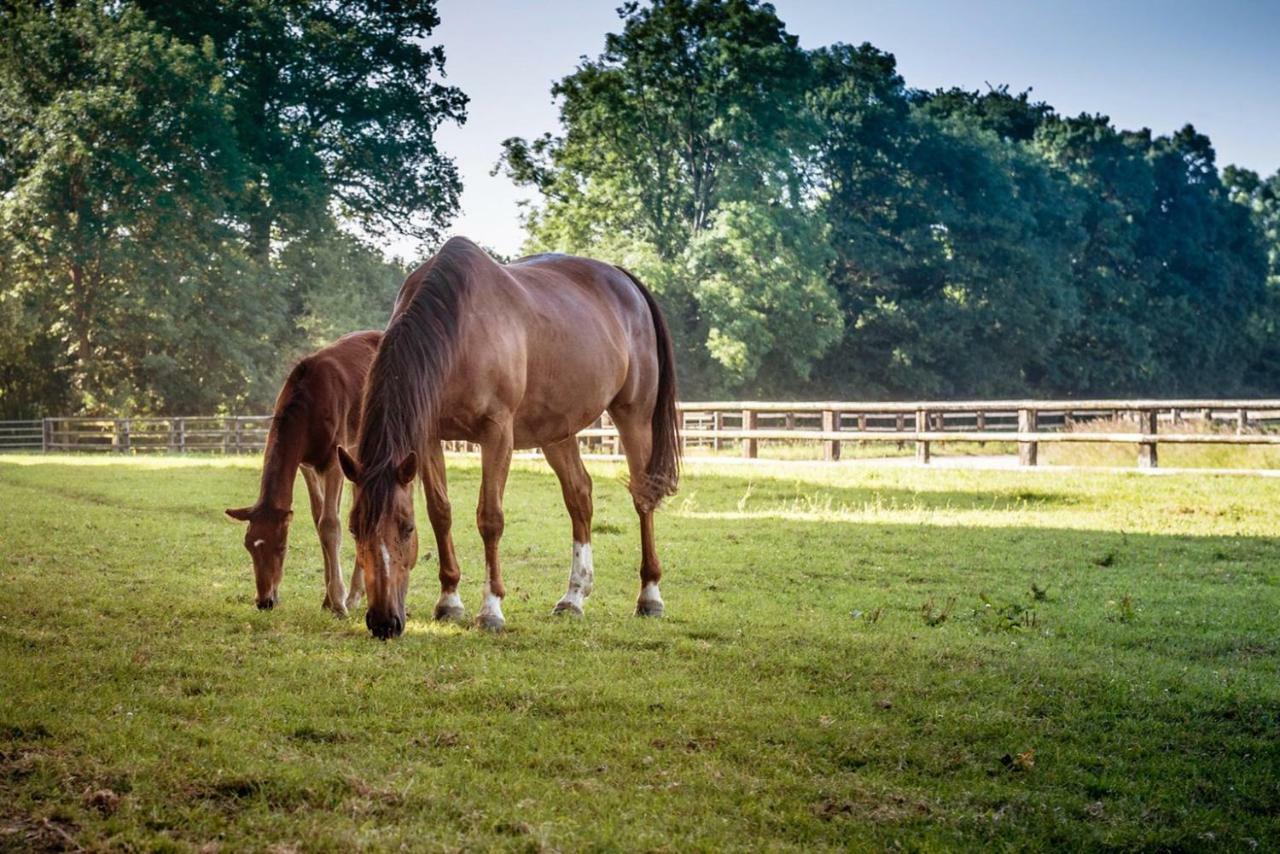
top-left (243, 360), bottom-right (313, 517)
top-left (272, 361), bottom-right (312, 426)
top-left (349, 240), bottom-right (474, 539)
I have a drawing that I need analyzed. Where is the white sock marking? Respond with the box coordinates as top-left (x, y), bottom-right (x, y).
top-left (639, 581), bottom-right (663, 607)
top-left (436, 590), bottom-right (463, 612)
top-left (478, 579), bottom-right (504, 622)
top-left (557, 541), bottom-right (594, 611)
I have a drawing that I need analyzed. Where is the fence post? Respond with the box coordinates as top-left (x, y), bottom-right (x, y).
top-left (822, 409), bottom-right (841, 462)
top-left (1137, 409), bottom-right (1158, 468)
top-left (712, 411), bottom-right (724, 451)
top-left (1236, 408), bottom-right (1248, 434)
top-left (42, 418), bottom-right (52, 453)
top-left (1017, 408), bottom-right (1038, 466)
top-left (915, 408), bottom-right (930, 464)
top-left (741, 409), bottom-right (758, 459)
top-left (177, 418), bottom-right (186, 453)
top-left (896, 413), bottom-right (906, 450)
top-left (234, 417), bottom-right (244, 454)
top-left (116, 418), bottom-right (131, 453)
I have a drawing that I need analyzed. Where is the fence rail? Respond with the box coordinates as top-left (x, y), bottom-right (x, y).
top-left (5, 401), bottom-right (1280, 469)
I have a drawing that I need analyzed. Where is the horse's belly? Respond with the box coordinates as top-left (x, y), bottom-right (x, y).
top-left (513, 345), bottom-right (627, 448)
top-left (510, 406), bottom-right (601, 449)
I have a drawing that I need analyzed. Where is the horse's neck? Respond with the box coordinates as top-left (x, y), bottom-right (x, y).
top-left (257, 409), bottom-right (308, 511)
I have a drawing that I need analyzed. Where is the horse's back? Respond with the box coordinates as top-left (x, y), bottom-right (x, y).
top-left (498, 255), bottom-right (658, 445)
top-left (281, 330), bottom-right (382, 463)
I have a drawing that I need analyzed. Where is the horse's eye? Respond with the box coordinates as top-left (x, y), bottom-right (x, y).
top-left (399, 522), bottom-right (415, 540)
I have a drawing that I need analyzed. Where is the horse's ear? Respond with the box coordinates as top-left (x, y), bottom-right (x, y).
top-left (396, 451), bottom-right (418, 486)
top-left (337, 446), bottom-right (360, 482)
top-left (225, 506), bottom-right (254, 522)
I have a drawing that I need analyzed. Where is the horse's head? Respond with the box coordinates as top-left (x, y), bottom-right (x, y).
top-left (338, 447), bottom-right (418, 639)
top-left (224, 504), bottom-right (293, 610)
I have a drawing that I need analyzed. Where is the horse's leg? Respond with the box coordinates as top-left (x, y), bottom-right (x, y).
top-left (423, 439), bottom-right (464, 621)
top-left (318, 465), bottom-right (348, 617)
top-left (300, 467), bottom-right (333, 611)
top-left (543, 438), bottom-right (594, 616)
top-left (475, 422), bottom-right (513, 631)
top-left (612, 410), bottom-right (665, 617)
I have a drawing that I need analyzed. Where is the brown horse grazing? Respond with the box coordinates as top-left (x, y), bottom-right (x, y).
top-left (336, 236), bottom-right (680, 639)
top-left (226, 330), bottom-right (381, 615)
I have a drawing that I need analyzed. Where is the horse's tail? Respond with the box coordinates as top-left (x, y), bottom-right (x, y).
top-left (618, 267), bottom-right (681, 509)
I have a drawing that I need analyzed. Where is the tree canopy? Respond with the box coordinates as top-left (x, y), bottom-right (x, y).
top-left (0, 0), bottom-right (462, 417)
top-left (2, 0), bottom-right (1276, 416)
top-left (501, 0), bottom-right (1275, 400)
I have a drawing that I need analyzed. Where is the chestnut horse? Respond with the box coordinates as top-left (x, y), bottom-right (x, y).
top-left (337, 237), bottom-right (680, 639)
top-left (226, 330), bottom-right (381, 615)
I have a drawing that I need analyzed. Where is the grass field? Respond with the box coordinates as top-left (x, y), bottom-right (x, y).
top-left (2, 454), bottom-right (1278, 851)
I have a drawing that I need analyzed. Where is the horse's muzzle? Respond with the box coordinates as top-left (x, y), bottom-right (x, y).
top-left (366, 610), bottom-right (403, 640)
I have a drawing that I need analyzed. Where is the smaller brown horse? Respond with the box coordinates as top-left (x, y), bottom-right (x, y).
top-left (226, 330), bottom-right (381, 614)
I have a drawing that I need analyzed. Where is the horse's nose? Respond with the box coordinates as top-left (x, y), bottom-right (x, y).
top-left (257, 595), bottom-right (276, 611)
top-left (366, 610), bottom-right (403, 640)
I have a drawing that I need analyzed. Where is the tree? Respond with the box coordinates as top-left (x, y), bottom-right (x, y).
top-left (1033, 114), bottom-right (1161, 392)
top-left (1224, 166), bottom-right (1280, 387)
top-left (138, 0), bottom-right (468, 258)
top-left (0, 1), bottom-right (244, 412)
top-left (499, 0), bottom-right (837, 393)
top-left (1137, 127), bottom-right (1266, 392)
top-left (809, 60), bottom-right (1082, 396)
top-left (688, 200), bottom-right (840, 387)
top-left (0, 1), bottom-right (463, 416)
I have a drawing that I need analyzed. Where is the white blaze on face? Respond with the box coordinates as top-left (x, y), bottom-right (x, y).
top-left (379, 542), bottom-right (392, 579)
top-left (252, 539), bottom-right (266, 549)
top-left (556, 541), bottom-right (594, 612)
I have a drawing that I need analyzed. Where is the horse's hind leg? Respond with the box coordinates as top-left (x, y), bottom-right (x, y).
top-left (611, 409), bottom-right (665, 617)
top-left (422, 440), bottom-right (464, 621)
top-left (543, 438), bottom-right (594, 616)
top-left (317, 465), bottom-right (349, 617)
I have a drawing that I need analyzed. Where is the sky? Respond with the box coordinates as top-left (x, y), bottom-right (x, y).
top-left (389, 0), bottom-right (1280, 259)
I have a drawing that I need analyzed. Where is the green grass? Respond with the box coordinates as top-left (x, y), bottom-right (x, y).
top-left (1042, 440), bottom-right (1280, 470)
top-left (2, 454), bottom-right (1278, 850)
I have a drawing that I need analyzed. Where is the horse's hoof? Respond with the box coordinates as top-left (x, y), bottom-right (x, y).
top-left (552, 601), bottom-right (584, 618)
top-left (476, 613), bottom-right (506, 632)
top-left (434, 603), bottom-right (466, 622)
top-left (635, 601), bottom-right (665, 618)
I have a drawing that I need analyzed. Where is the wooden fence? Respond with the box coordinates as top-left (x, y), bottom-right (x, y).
top-left (5, 400), bottom-right (1280, 469)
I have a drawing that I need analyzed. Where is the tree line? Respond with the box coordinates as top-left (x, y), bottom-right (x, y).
top-left (2, 0), bottom-right (1278, 418)
top-left (500, 0), bottom-right (1280, 400)
top-left (0, 0), bottom-right (458, 417)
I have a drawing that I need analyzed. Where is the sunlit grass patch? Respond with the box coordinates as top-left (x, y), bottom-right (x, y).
top-left (2, 454), bottom-right (1278, 850)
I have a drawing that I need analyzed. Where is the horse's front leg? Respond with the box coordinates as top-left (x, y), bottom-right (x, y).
top-left (475, 423), bottom-right (513, 631)
top-left (423, 439), bottom-right (464, 621)
top-left (318, 465), bottom-right (349, 617)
